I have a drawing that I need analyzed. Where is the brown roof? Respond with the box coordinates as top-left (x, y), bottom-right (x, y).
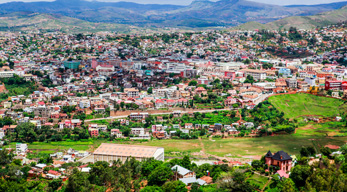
top-left (200, 176), bottom-right (213, 184)
top-left (93, 143), bottom-right (163, 158)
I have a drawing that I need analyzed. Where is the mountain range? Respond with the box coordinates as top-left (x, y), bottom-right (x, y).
top-left (234, 5), bottom-right (347, 30)
top-left (0, 0), bottom-right (347, 32)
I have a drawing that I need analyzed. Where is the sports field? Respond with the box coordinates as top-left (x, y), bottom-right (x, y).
top-left (268, 93), bottom-right (347, 119)
top-left (9, 125), bottom-right (346, 160)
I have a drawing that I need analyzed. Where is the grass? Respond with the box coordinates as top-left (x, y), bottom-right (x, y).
top-left (296, 122), bottom-right (347, 137)
top-left (247, 174), bottom-right (269, 190)
top-left (10, 128), bottom-right (345, 160)
top-left (268, 93), bottom-right (347, 119)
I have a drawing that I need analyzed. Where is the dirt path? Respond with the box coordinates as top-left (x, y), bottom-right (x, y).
top-left (262, 178), bottom-right (272, 192)
top-left (303, 103), bottom-right (311, 113)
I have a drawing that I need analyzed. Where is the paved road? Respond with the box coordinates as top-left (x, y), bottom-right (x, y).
top-left (85, 108), bottom-right (230, 122)
top-left (254, 93), bottom-right (272, 105)
top-left (85, 93), bottom-right (274, 122)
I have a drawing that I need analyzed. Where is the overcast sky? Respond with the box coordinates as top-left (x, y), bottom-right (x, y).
top-left (0, 0), bottom-right (346, 5)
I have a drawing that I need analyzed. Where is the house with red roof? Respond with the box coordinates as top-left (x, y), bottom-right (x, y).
top-left (46, 170), bottom-right (61, 179)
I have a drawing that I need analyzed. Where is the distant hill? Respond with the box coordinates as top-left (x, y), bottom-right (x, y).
top-left (0, 0), bottom-right (347, 28)
top-left (266, 6), bottom-right (347, 30)
top-left (230, 6), bottom-right (347, 31)
top-left (0, 12), bottom-right (140, 33)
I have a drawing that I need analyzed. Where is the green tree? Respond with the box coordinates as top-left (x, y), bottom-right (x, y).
top-left (147, 87), bottom-right (153, 94)
top-left (0, 149), bottom-right (13, 165)
top-left (148, 165), bottom-right (173, 186)
top-left (320, 147), bottom-right (332, 157)
top-left (340, 144), bottom-right (347, 154)
top-left (141, 186), bottom-right (163, 192)
top-left (16, 122), bottom-right (37, 143)
top-left (189, 80), bottom-right (198, 86)
top-left (290, 165), bottom-right (311, 188)
top-left (244, 75), bottom-right (254, 84)
top-left (282, 178), bottom-right (296, 192)
top-left (161, 180), bottom-right (187, 192)
top-left (48, 179), bottom-right (62, 192)
top-left (66, 168), bottom-right (91, 192)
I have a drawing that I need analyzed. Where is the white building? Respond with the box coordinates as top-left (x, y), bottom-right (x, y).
top-left (16, 143), bottom-right (28, 153)
top-left (92, 143), bottom-right (164, 163)
top-left (241, 69), bottom-right (267, 81)
top-left (0, 71), bottom-right (15, 78)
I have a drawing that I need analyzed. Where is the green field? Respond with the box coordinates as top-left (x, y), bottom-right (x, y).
top-left (268, 93), bottom-right (347, 119)
top-left (8, 124), bottom-right (346, 160)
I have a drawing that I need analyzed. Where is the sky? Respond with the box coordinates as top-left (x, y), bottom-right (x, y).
top-left (0, 0), bottom-right (346, 5)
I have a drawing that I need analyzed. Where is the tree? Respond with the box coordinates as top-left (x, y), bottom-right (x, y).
top-left (141, 186), bottom-right (163, 192)
top-left (190, 182), bottom-right (202, 192)
top-left (147, 87), bottom-right (153, 94)
top-left (148, 165), bottom-right (173, 186)
top-left (16, 122), bottom-right (37, 143)
top-left (244, 75), bottom-right (254, 84)
top-left (340, 144), bottom-right (347, 154)
top-left (300, 147), bottom-right (310, 157)
top-left (217, 170), bottom-right (253, 192)
top-left (48, 179), bottom-right (62, 191)
top-left (181, 156), bottom-right (191, 170)
top-left (290, 165), bottom-right (311, 188)
top-left (188, 80), bottom-right (198, 86)
top-left (320, 147), bottom-right (332, 157)
top-left (142, 158), bottom-right (163, 177)
top-left (282, 178), bottom-right (296, 192)
top-left (0, 149), bottom-right (13, 165)
top-left (340, 162), bottom-right (347, 174)
top-left (66, 169), bottom-right (91, 192)
top-left (161, 180), bottom-right (187, 192)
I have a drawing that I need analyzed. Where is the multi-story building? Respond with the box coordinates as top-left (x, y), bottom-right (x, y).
top-left (124, 88), bottom-right (139, 98)
top-left (265, 151), bottom-right (292, 172)
top-left (64, 61), bottom-right (81, 69)
top-left (198, 76), bottom-right (209, 85)
top-left (129, 113), bottom-right (149, 120)
top-left (278, 68), bottom-right (291, 77)
top-left (166, 63), bottom-right (188, 74)
top-left (0, 71), bottom-right (15, 78)
top-left (285, 78), bottom-right (298, 88)
top-left (16, 143), bottom-right (28, 153)
top-left (79, 100), bottom-right (91, 109)
top-left (241, 69), bottom-right (267, 81)
top-left (89, 128), bottom-right (99, 137)
top-left (325, 80), bottom-right (342, 90)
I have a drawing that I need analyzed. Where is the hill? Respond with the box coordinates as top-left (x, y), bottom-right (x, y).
top-left (268, 93), bottom-right (347, 119)
top-left (0, 0), bottom-right (347, 28)
top-left (230, 6), bottom-right (347, 31)
top-left (232, 21), bottom-right (267, 31)
top-left (0, 12), bottom-right (141, 33)
top-left (266, 5), bottom-right (347, 30)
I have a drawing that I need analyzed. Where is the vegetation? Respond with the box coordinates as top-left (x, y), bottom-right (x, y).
top-left (268, 93), bottom-right (347, 119)
top-left (0, 75), bottom-right (38, 99)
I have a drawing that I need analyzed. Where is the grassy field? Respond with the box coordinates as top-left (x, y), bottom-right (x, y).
top-left (268, 93), bottom-right (347, 119)
top-left (8, 123), bottom-right (346, 160)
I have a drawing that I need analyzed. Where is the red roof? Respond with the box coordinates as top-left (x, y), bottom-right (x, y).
top-left (48, 170), bottom-right (60, 175)
top-left (38, 101), bottom-right (45, 105)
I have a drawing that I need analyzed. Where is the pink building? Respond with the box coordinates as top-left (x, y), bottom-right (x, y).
top-left (265, 151), bottom-right (292, 172)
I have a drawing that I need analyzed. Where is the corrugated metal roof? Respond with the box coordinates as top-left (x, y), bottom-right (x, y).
top-left (93, 143), bottom-right (162, 158)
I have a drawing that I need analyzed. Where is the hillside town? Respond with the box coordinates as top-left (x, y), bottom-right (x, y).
top-left (0, 24), bottom-right (347, 191)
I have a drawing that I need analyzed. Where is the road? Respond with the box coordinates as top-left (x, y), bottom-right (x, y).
top-left (85, 93), bottom-right (274, 122)
top-left (254, 93), bottom-right (272, 105)
top-left (85, 108), bottom-right (230, 122)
